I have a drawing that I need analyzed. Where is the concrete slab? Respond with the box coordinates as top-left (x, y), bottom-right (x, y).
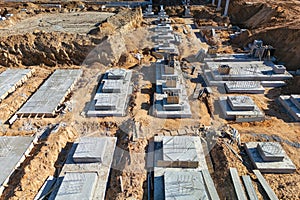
top-left (17, 69), bottom-right (82, 117)
top-left (57, 137), bottom-right (117, 200)
top-left (257, 142), bottom-right (285, 162)
top-left (0, 69), bottom-right (32, 101)
top-left (102, 80), bottom-right (123, 93)
top-left (201, 169), bottom-right (220, 200)
top-left (164, 170), bottom-right (208, 200)
top-left (230, 168), bottom-right (247, 200)
top-left (0, 136), bottom-right (35, 195)
top-left (49, 172), bottom-right (98, 200)
top-left (227, 96), bottom-right (255, 111)
top-left (244, 142), bottom-right (296, 173)
top-left (225, 81), bottom-right (264, 94)
top-left (253, 170), bottom-right (279, 200)
top-left (278, 95), bottom-right (300, 121)
top-left (153, 136), bottom-right (207, 170)
top-left (242, 175), bottom-right (259, 200)
top-left (163, 136), bottom-right (198, 162)
top-left (87, 69), bottom-right (133, 117)
top-left (218, 96), bottom-right (264, 122)
top-left (72, 137), bottom-right (107, 163)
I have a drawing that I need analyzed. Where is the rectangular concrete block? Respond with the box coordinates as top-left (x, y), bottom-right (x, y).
top-left (50, 172), bottom-right (98, 200)
top-left (0, 69), bottom-right (32, 101)
top-left (0, 136), bottom-right (35, 195)
top-left (164, 170), bottom-right (208, 200)
top-left (163, 136), bottom-right (198, 164)
top-left (72, 137), bottom-right (107, 163)
top-left (225, 81), bottom-right (265, 94)
top-left (257, 142), bottom-right (285, 162)
top-left (227, 96), bottom-right (255, 111)
top-left (230, 168), bottom-right (247, 200)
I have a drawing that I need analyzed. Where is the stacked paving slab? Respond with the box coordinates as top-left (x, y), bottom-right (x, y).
top-left (203, 55), bottom-right (292, 93)
top-left (87, 68), bottom-right (133, 117)
top-left (36, 137), bottom-right (117, 200)
top-left (151, 8), bottom-right (191, 118)
top-left (245, 142), bottom-right (296, 173)
top-left (219, 95), bottom-right (264, 122)
top-left (148, 136), bottom-right (220, 200)
top-left (278, 94), bottom-right (300, 121)
top-left (0, 136), bottom-right (36, 195)
top-left (17, 69), bottom-right (82, 118)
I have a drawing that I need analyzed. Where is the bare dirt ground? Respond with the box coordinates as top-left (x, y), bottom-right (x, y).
top-left (0, 1), bottom-right (299, 200)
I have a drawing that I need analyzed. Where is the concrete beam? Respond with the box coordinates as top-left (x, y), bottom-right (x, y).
top-left (223, 0), bottom-right (230, 16)
top-left (217, 0), bottom-right (222, 11)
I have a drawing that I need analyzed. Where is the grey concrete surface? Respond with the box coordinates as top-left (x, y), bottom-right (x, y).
top-left (17, 69), bottom-right (82, 117)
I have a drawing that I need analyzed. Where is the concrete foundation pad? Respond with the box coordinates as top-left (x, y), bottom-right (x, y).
top-left (244, 142), bottom-right (296, 173)
top-left (0, 136), bottom-right (36, 195)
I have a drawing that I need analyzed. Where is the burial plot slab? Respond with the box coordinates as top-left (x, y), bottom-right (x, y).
top-left (257, 142), bottom-right (285, 162)
top-left (164, 170), bottom-right (208, 200)
top-left (0, 136), bottom-right (35, 194)
top-left (245, 142), bottom-right (296, 173)
top-left (72, 137), bottom-right (107, 163)
top-left (49, 172), bottom-right (97, 200)
top-left (227, 96), bottom-right (255, 111)
top-left (225, 81), bottom-right (265, 94)
top-left (0, 69), bottom-right (32, 101)
top-left (17, 69), bottom-right (82, 117)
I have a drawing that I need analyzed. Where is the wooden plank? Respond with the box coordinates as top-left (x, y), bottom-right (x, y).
top-left (253, 170), bottom-right (279, 200)
top-left (230, 168), bottom-right (247, 200)
top-left (242, 175), bottom-right (259, 200)
top-left (201, 169), bottom-right (220, 200)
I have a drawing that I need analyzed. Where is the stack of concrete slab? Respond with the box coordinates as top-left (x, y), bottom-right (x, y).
top-left (36, 137), bottom-right (117, 200)
top-left (203, 59), bottom-right (292, 90)
top-left (0, 136), bottom-right (36, 195)
top-left (0, 69), bottom-right (33, 102)
top-left (17, 69), bottom-right (82, 118)
top-left (278, 94), bottom-right (300, 121)
top-left (148, 136), bottom-right (220, 200)
top-left (87, 69), bottom-right (133, 117)
top-left (218, 95), bottom-right (264, 122)
top-left (245, 142), bottom-right (296, 173)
